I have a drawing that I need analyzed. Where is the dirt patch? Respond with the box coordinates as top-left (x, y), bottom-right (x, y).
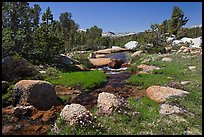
top-left (2, 105), bottom-right (64, 135)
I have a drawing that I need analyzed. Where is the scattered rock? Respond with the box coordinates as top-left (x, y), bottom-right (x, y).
top-left (180, 81), bottom-right (191, 85)
top-left (95, 48), bottom-right (112, 54)
top-left (60, 104), bottom-right (92, 126)
top-left (131, 50), bottom-right (143, 57)
top-left (12, 80), bottom-right (61, 110)
top-left (75, 64), bottom-right (89, 71)
top-left (182, 48), bottom-right (191, 53)
top-left (39, 71), bottom-right (46, 74)
top-left (169, 115), bottom-right (188, 123)
top-left (184, 127), bottom-right (202, 135)
top-left (188, 66), bottom-right (196, 71)
top-left (167, 81), bottom-right (184, 89)
top-left (97, 92), bottom-right (120, 114)
top-left (137, 64), bottom-right (160, 73)
top-left (141, 58), bottom-right (151, 63)
top-left (124, 41), bottom-right (138, 50)
top-left (165, 46), bottom-right (173, 52)
top-left (180, 46), bottom-right (188, 50)
top-left (89, 58), bottom-right (112, 67)
top-left (146, 86), bottom-right (189, 103)
top-left (161, 57), bottom-right (172, 62)
top-left (176, 49), bottom-right (183, 54)
top-left (159, 104), bottom-right (183, 115)
top-left (95, 54), bottom-right (106, 58)
top-left (108, 59), bottom-right (124, 69)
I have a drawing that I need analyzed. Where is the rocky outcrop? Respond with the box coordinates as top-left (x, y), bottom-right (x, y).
top-left (146, 86), bottom-right (189, 103)
top-left (89, 58), bottom-right (112, 67)
top-left (2, 56), bottom-right (42, 82)
top-left (95, 47), bottom-right (127, 54)
top-left (60, 104), bottom-right (92, 126)
top-left (176, 46), bottom-right (202, 55)
top-left (12, 80), bottom-right (61, 110)
top-left (97, 92), bottom-right (120, 114)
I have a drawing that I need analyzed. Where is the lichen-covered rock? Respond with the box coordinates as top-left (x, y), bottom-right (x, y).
top-left (97, 92), bottom-right (120, 114)
top-left (60, 104), bottom-right (92, 126)
top-left (159, 104), bottom-right (183, 115)
top-left (146, 86), bottom-right (189, 103)
top-left (12, 80), bottom-right (61, 110)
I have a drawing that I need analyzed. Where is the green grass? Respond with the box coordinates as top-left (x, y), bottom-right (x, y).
top-left (126, 53), bottom-right (202, 134)
top-left (128, 73), bottom-right (171, 89)
top-left (46, 70), bottom-right (107, 91)
top-left (49, 96), bottom-right (161, 135)
top-left (49, 53), bottom-right (202, 135)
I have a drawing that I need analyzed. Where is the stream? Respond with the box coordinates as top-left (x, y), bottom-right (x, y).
top-left (2, 52), bottom-right (146, 135)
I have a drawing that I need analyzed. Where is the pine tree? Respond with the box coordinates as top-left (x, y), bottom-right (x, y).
top-left (168, 6), bottom-right (189, 36)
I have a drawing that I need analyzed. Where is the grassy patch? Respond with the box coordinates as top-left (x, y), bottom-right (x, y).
top-left (128, 73), bottom-right (171, 89)
top-left (46, 70), bottom-right (107, 91)
top-left (127, 96), bottom-right (160, 122)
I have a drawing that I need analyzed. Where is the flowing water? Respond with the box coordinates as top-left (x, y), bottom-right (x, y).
top-left (2, 52), bottom-right (146, 135)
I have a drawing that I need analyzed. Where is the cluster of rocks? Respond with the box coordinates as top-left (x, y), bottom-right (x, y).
top-left (3, 79), bottom-right (125, 128)
top-left (176, 46), bottom-right (202, 55)
top-left (146, 85), bottom-right (189, 115)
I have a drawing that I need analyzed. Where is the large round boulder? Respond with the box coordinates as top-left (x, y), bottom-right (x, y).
top-left (12, 80), bottom-right (61, 110)
top-left (97, 92), bottom-right (120, 114)
top-left (146, 86), bottom-right (189, 103)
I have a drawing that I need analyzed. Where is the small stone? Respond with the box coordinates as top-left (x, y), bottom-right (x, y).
top-left (159, 104), bottom-right (183, 115)
top-left (180, 81), bottom-right (191, 85)
top-left (39, 70), bottom-right (46, 74)
top-left (161, 57), bottom-right (172, 62)
top-left (188, 66), bottom-right (196, 71)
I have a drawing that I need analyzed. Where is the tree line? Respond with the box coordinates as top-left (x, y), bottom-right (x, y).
top-left (2, 3), bottom-right (202, 65)
top-left (2, 2), bottom-right (111, 65)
